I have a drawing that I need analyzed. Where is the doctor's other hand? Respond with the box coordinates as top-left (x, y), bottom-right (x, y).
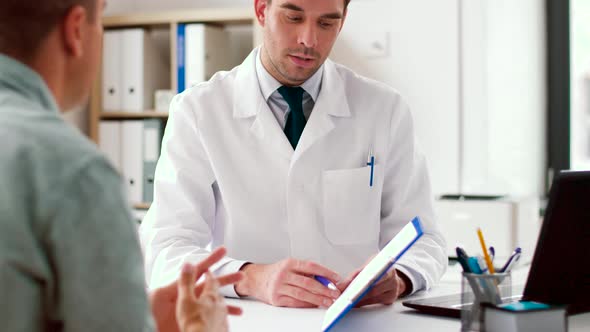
top-left (337, 268), bottom-right (409, 307)
top-left (150, 247), bottom-right (243, 332)
top-left (234, 259), bottom-right (342, 308)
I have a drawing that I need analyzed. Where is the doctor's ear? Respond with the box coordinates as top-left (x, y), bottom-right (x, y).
top-left (254, 0), bottom-right (269, 27)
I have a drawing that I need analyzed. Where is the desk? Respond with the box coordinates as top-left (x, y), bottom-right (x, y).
top-left (227, 266), bottom-right (590, 331)
top-left (226, 297), bottom-right (458, 332)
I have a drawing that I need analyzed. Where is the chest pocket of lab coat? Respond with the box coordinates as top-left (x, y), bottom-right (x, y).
top-left (322, 166), bottom-right (381, 245)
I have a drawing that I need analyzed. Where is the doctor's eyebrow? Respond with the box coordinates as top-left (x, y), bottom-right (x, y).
top-left (280, 3), bottom-right (304, 12)
top-left (320, 12), bottom-right (343, 20)
top-left (279, 3), bottom-right (343, 20)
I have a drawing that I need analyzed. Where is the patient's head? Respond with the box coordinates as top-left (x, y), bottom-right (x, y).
top-left (0, 0), bottom-right (105, 111)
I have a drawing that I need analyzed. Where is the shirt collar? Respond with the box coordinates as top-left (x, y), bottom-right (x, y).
top-left (0, 53), bottom-right (60, 114)
top-left (255, 47), bottom-right (323, 102)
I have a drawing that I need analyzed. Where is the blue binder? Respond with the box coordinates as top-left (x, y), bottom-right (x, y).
top-left (177, 24), bottom-right (186, 93)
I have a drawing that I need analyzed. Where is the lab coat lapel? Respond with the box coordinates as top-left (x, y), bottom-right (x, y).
top-left (233, 49), bottom-right (293, 159)
top-left (291, 59), bottom-right (352, 165)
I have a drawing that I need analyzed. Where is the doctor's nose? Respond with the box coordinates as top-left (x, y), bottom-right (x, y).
top-left (297, 23), bottom-right (318, 49)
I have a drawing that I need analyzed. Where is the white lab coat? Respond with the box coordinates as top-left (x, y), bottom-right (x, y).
top-left (140, 48), bottom-right (447, 297)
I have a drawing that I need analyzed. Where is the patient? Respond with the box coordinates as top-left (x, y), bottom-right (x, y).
top-left (0, 0), bottom-right (239, 331)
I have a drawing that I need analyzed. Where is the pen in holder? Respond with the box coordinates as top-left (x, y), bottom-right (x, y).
top-left (461, 272), bottom-right (512, 332)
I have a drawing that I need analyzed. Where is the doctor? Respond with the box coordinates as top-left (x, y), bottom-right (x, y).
top-left (141, 0), bottom-right (447, 309)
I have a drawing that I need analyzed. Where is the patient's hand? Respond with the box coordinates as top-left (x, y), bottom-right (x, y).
top-left (150, 247), bottom-right (243, 332)
top-left (176, 269), bottom-right (228, 332)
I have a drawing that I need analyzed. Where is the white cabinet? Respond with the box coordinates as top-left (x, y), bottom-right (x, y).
top-left (434, 197), bottom-right (540, 259)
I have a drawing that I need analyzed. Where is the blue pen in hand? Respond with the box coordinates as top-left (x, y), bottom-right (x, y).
top-left (367, 149), bottom-right (375, 187)
top-left (314, 275), bottom-right (338, 291)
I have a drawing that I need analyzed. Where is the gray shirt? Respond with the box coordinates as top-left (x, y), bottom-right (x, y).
top-left (0, 54), bottom-right (154, 331)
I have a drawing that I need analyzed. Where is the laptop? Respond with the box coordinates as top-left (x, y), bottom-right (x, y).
top-left (403, 170), bottom-right (590, 317)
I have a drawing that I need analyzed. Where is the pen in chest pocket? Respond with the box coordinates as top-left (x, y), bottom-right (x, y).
top-left (367, 148), bottom-right (375, 187)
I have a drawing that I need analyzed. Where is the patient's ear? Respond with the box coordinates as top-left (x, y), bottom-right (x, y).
top-left (61, 5), bottom-right (88, 58)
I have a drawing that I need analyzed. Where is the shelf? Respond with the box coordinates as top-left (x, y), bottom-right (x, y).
top-left (101, 111), bottom-right (169, 119)
top-left (89, 8), bottom-right (262, 143)
top-left (134, 203), bottom-right (152, 210)
top-left (103, 7), bottom-right (255, 28)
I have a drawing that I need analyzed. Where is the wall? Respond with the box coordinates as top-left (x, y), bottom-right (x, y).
top-left (331, 0), bottom-right (462, 196)
top-left (333, 0), bottom-right (546, 197)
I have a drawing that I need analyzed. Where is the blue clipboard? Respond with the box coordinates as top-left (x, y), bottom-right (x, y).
top-left (321, 217), bottom-right (424, 332)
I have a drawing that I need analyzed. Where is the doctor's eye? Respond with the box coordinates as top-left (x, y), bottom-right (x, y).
top-left (319, 21), bottom-right (334, 29)
top-left (287, 15), bottom-right (303, 23)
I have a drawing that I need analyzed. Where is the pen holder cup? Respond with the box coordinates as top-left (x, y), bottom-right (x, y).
top-left (460, 272), bottom-right (511, 332)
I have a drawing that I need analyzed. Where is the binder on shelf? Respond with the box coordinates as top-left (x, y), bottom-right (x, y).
top-left (113, 119), bottom-right (165, 205)
top-left (142, 119), bottom-right (163, 203)
top-left (176, 23), bottom-right (231, 93)
top-left (98, 120), bottom-right (122, 172)
top-left (121, 29), bottom-right (169, 112)
top-left (122, 121), bottom-right (144, 204)
top-left (121, 29), bottom-right (144, 112)
top-left (176, 24), bottom-right (186, 93)
top-left (102, 31), bottom-right (123, 112)
top-left (102, 28), bottom-right (169, 113)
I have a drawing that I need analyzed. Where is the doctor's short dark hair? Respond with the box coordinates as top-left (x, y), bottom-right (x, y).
top-left (0, 0), bottom-right (97, 61)
top-left (267, 0), bottom-right (352, 9)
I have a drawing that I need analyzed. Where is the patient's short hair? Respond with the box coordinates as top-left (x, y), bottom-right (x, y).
top-left (0, 0), bottom-right (97, 60)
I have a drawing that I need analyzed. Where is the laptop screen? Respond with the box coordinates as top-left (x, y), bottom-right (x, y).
top-left (522, 171), bottom-right (590, 314)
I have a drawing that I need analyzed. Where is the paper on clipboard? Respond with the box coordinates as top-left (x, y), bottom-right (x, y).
top-left (321, 217), bottom-right (424, 332)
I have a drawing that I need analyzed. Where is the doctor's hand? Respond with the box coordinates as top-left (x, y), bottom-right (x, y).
top-left (150, 247), bottom-right (243, 332)
top-left (337, 268), bottom-right (410, 307)
top-left (234, 259), bottom-right (342, 308)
